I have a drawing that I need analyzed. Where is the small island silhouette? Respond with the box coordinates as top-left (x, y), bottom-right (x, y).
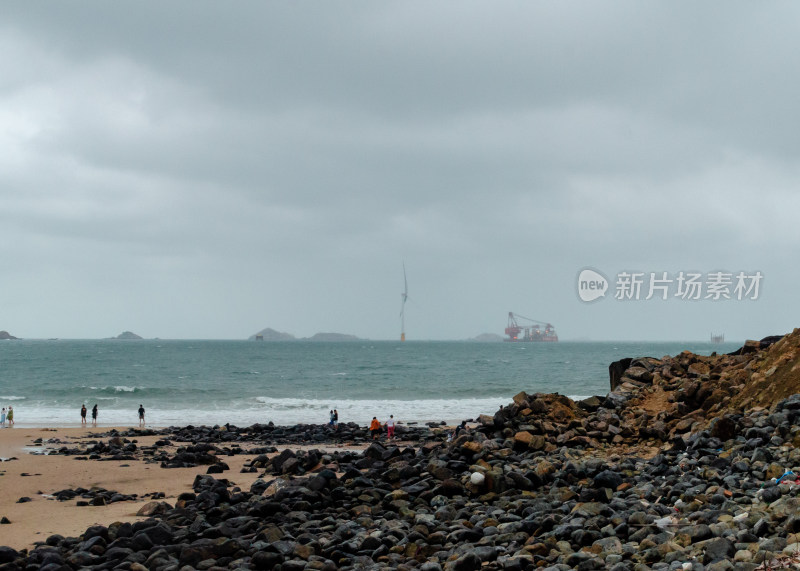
top-left (111, 331), bottom-right (143, 340)
top-left (249, 328), bottom-right (360, 342)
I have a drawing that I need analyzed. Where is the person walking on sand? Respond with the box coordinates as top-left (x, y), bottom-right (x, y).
top-left (369, 416), bottom-right (382, 440)
top-left (91, 404), bottom-right (98, 427)
top-left (7, 406), bottom-right (13, 426)
top-left (138, 404), bottom-right (145, 427)
top-left (0, 407), bottom-right (5, 427)
top-left (80, 404), bottom-right (87, 426)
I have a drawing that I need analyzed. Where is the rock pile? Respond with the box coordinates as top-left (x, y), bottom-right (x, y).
top-left (46, 488), bottom-right (164, 507)
top-left (47, 422), bottom-right (434, 469)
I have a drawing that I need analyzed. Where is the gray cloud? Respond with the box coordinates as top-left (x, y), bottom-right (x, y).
top-left (0, 2), bottom-right (797, 340)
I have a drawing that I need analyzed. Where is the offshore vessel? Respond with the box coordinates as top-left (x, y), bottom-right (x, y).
top-left (504, 312), bottom-right (558, 342)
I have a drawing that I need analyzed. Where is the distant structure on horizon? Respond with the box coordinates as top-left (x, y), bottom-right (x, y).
top-left (400, 264), bottom-right (408, 342)
top-left (504, 312), bottom-right (558, 342)
top-left (711, 332), bottom-right (725, 343)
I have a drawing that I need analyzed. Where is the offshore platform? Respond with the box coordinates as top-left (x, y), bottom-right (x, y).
top-left (504, 312), bottom-right (558, 342)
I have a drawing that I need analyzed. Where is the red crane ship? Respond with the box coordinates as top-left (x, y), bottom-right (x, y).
top-left (504, 312), bottom-right (558, 342)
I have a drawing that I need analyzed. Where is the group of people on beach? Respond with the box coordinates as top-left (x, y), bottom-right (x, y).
top-left (326, 410), bottom-right (400, 440)
top-left (76, 403), bottom-right (146, 427)
top-left (80, 404), bottom-right (99, 426)
top-left (369, 414), bottom-right (397, 440)
top-left (0, 406), bottom-right (13, 427)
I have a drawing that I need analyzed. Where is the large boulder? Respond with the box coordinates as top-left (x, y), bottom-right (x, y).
top-left (608, 358), bottom-right (633, 391)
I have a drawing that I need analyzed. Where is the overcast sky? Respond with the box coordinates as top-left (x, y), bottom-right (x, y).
top-left (2, 2), bottom-right (798, 341)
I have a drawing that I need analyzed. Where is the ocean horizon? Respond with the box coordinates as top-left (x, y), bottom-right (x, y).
top-left (0, 339), bottom-right (742, 429)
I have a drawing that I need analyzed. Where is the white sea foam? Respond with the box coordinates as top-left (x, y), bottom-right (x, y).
top-left (8, 396), bottom-right (512, 429)
top-left (248, 396), bottom-right (511, 426)
top-left (86, 385), bottom-right (139, 392)
top-left (4, 394), bottom-right (605, 429)
top-left (0, 395), bottom-right (26, 401)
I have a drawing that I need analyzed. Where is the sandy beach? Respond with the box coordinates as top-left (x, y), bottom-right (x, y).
top-left (0, 425), bottom-right (267, 551)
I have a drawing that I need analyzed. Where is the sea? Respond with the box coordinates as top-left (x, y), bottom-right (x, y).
top-left (0, 339), bottom-right (742, 429)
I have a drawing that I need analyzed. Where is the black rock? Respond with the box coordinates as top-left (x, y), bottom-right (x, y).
top-left (702, 537), bottom-right (735, 564)
top-left (592, 469), bottom-right (623, 490)
top-left (0, 546), bottom-right (19, 563)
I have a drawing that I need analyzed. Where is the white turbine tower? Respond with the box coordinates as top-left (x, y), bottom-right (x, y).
top-left (400, 264), bottom-right (408, 341)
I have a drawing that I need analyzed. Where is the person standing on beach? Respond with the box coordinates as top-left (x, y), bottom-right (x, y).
top-left (385, 414), bottom-right (396, 440)
top-left (91, 404), bottom-right (98, 427)
top-left (333, 409), bottom-right (339, 430)
top-left (80, 404), bottom-right (87, 426)
top-left (0, 407), bottom-right (5, 427)
top-left (7, 406), bottom-right (13, 426)
top-left (369, 416), bottom-right (381, 440)
top-left (138, 404), bottom-right (145, 427)
top-left (328, 410), bottom-right (335, 428)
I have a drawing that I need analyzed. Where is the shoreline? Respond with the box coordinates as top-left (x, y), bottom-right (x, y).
top-left (0, 417), bottom-right (444, 432)
top-left (0, 422), bottom-right (413, 552)
top-left (0, 405), bottom-right (500, 430)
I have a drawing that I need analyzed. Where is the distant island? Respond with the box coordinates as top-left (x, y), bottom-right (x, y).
top-left (249, 327), bottom-right (295, 341)
top-left (0, 330), bottom-right (19, 340)
top-left (112, 331), bottom-right (143, 340)
top-left (306, 332), bottom-right (360, 342)
top-left (469, 333), bottom-right (504, 342)
top-left (249, 328), bottom-right (361, 342)
top-left (247, 327), bottom-right (510, 342)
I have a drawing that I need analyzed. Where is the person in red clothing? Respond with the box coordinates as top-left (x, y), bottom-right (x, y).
top-left (385, 415), bottom-right (396, 439)
top-left (369, 417), bottom-right (382, 439)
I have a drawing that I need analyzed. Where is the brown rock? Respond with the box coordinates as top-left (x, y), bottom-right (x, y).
top-left (514, 431), bottom-right (534, 445)
top-left (528, 434), bottom-right (546, 450)
top-left (351, 505), bottom-right (372, 516)
top-left (688, 362), bottom-right (711, 377)
top-left (625, 366), bottom-right (654, 383)
top-left (461, 441), bottom-right (482, 453)
top-left (294, 543), bottom-right (316, 560)
top-left (512, 391), bottom-right (529, 406)
top-left (136, 501), bottom-right (171, 516)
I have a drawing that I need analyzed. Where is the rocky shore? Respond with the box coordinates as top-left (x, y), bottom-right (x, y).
top-left (2, 330), bottom-right (800, 570)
